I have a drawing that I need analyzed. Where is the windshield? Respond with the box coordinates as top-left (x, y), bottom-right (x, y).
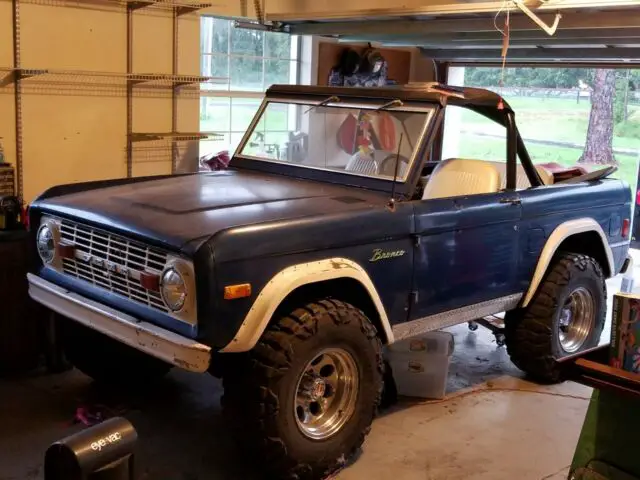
top-left (236, 100), bottom-right (435, 182)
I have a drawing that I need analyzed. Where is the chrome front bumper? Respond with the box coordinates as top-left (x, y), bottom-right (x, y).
top-left (27, 274), bottom-right (211, 372)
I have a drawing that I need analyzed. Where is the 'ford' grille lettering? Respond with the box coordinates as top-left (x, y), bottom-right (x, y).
top-left (58, 219), bottom-right (169, 313)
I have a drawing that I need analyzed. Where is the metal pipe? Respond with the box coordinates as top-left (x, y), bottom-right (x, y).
top-left (126, 5), bottom-right (133, 178)
top-left (171, 9), bottom-right (178, 174)
top-left (11, 0), bottom-right (23, 202)
top-left (505, 111), bottom-right (517, 191)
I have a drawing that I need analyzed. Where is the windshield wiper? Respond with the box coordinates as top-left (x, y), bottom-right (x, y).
top-left (375, 99), bottom-right (403, 111)
top-left (304, 95), bottom-right (340, 114)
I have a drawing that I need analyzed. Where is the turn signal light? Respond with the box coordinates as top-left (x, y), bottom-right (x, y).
top-left (140, 272), bottom-right (160, 292)
top-left (56, 243), bottom-right (76, 259)
top-left (622, 218), bottom-right (631, 238)
top-left (224, 283), bottom-right (252, 300)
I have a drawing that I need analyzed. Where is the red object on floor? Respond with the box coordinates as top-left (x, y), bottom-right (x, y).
top-left (72, 403), bottom-right (127, 427)
top-left (200, 150), bottom-right (231, 171)
top-left (74, 406), bottom-right (105, 426)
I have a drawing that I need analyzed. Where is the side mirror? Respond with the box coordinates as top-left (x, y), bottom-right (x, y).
top-left (44, 417), bottom-right (137, 480)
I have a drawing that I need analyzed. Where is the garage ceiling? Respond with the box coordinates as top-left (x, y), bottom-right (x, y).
top-left (270, 0), bottom-right (640, 63)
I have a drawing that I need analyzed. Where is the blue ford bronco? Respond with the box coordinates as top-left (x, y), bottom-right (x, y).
top-left (28, 83), bottom-right (631, 479)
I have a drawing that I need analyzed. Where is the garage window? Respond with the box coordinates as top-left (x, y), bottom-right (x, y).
top-left (200, 17), bottom-right (299, 157)
top-left (444, 65), bottom-right (640, 189)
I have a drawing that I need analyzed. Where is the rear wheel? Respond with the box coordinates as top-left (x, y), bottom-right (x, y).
top-left (505, 253), bottom-right (606, 383)
top-left (61, 318), bottom-right (172, 386)
top-left (222, 299), bottom-right (383, 479)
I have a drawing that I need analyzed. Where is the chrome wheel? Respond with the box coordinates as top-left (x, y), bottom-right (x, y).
top-left (558, 287), bottom-right (595, 353)
top-left (294, 348), bottom-right (359, 440)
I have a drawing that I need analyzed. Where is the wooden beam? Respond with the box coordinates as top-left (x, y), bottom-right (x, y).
top-left (366, 38), bottom-right (640, 48)
top-left (271, 0), bottom-right (640, 23)
top-left (420, 47), bottom-right (640, 61)
top-left (289, 10), bottom-right (640, 36)
top-left (338, 28), bottom-right (640, 44)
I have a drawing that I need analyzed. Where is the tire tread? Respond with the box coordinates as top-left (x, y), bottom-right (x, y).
top-left (222, 300), bottom-right (383, 479)
top-left (505, 253), bottom-right (606, 383)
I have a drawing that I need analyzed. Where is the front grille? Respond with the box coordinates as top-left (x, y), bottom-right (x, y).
top-left (59, 219), bottom-right (169, 313)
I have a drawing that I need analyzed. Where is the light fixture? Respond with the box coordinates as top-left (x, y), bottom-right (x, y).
top-left (161, 268), bottom-right (187, 312)
top-left (37, 224), bottom-right (56, 264)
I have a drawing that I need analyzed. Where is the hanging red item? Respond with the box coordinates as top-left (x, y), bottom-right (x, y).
top-left (376, 113), bottom-right (396, 151)
top-left (336, 113), bottom-right (359, 154)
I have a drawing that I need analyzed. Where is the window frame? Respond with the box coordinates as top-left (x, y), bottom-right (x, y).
top-left (438, 101), bottom-right (541, 191)
top-left (200, 17), bottom-right (302, 157)
top-left (231, 97), bottom-right (438, 192)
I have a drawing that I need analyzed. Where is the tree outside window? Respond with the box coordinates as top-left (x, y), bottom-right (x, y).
top-left (446, 66), bottom-right (640, 189)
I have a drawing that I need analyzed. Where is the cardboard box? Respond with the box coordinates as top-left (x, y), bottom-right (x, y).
top-left (610, 292), bottom-right (640, 373)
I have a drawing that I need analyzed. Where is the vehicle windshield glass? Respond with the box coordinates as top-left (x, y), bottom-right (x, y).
top-left (236, 100), bottom-right (435, 182)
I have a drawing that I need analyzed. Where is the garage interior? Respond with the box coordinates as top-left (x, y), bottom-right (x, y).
top-left (1, 1), bottom-right (640, 479)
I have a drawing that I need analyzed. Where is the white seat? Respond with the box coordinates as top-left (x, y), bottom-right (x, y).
top-left (535, 165), bottom-right (554, 185)
top-left (422, 158), bottom-right (502, 200)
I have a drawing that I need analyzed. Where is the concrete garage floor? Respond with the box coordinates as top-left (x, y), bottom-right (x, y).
top-left (2, 254), bottom-right (637, 480)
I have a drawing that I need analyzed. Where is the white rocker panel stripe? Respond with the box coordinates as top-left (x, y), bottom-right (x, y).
top-left (392, 293), bottom-right (522, 341)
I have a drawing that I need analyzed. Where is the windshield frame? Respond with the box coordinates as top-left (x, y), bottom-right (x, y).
top-left (230, 96), bottom-right (437, 192)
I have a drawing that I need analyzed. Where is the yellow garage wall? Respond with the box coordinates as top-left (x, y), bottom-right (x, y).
top-left (0, 1), bottom-right (202, 203)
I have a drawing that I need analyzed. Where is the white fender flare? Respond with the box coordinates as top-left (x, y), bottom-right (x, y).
top-left (220, 258), bottom-right (393, 352)
top-left (521, 218), bottom-right (615, 308)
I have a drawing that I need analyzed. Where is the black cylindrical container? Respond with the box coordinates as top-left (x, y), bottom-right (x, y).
top-left (44, 417), bottom-right (138, 480)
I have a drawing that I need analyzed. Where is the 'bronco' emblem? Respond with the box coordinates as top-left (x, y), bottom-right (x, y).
top-left (369, 248), bottom-right (406, 262)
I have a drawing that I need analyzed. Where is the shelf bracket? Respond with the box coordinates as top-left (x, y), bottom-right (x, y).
top-left (0, 68), bottom-right (48, 87)
top-left (127, 0), bottom-right (155, 11)
top-left (176, 3), bottom-right (211, 16)
top-left (0, 71), bottom-right (17, 88)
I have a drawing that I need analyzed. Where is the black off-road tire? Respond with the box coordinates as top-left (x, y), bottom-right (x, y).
top-left (505, 253), bottom-right (606, 383)
top-left (222, 299), bottom-right (384, 480)
top-left (60, 318), bottom-right (172, 386)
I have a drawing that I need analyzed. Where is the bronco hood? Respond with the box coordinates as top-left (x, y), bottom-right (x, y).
top-left (32, 170), bottom-right (388, 253)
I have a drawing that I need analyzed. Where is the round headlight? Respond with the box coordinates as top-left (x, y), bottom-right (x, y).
top-left (37, 225), bottom-right (55, 263)
top-left (161, 268), bottom-right (187, 312)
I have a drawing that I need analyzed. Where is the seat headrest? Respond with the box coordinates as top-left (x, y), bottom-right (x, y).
top-left (422, 158), bottom-right (502, 200)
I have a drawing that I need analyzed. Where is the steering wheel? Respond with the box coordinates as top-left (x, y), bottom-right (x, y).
top-left (379, 154), bottom-right (410, 178)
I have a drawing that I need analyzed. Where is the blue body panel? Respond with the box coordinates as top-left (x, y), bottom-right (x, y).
top-left (516, 180), bottom-right (631, 292)
top-left (410, 191), bottom-right (520, 320)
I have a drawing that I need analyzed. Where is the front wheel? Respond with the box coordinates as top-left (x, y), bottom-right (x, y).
top-left (222, 299), bottom-right (384, 479)
top-left (505, 253), bottom-right (606, 383)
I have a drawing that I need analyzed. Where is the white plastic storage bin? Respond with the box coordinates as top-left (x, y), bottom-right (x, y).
top-left (386, 331), bottom-right (454, 399)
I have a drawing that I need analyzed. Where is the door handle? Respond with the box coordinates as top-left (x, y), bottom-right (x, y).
top-left (500, 197), bottom-right (522, 205)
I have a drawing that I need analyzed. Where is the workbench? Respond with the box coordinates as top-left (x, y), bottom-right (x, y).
top-left (564, 346), bottom-right (640, 480)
